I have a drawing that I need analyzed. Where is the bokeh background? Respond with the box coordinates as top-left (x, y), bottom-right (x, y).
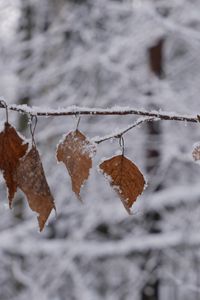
top-left (0, 0), bottom-right (200, 299)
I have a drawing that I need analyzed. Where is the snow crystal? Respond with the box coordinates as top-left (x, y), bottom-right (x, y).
top-left (81, 140), bottom-right (96, 158)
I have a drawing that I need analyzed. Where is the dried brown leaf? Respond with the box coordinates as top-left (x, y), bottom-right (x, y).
top-left (56, 130), bottom-right (96, 200)
top-left (0, 122), bottom-right (28, 207)
top-left (14, 146), bottom-right (55, 231)
top-left (99, 155), bottom-right (145, 213)
top-left (192, 143), bottom-right (200, 161)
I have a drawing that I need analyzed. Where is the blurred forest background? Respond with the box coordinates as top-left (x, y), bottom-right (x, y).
top-left (0, 0), bottom-right (200, 299)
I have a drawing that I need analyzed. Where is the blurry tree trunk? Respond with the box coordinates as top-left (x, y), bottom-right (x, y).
top-left (141, 37), bottom-right (165, 300)
top-left (13, 1), bottom-right (36, 220)
top-left (148, 38), bottom-right (165, 79)
top-left (141, 114), bottom-right (162, 300)
top-left (17, 0), bottom-right (35, 131)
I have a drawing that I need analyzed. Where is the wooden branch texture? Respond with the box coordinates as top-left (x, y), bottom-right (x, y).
top-left (0, 101), bottom-right (199, 123)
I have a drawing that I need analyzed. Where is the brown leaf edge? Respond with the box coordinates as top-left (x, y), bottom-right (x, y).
top-left (0, 122), bottom-right (29, 208)
top-left (14, 145), bottom-right (56, 232)
top-left (56, 130), bottom-right (96, 201)
top-left (99, 155), bottom-right (146, 214)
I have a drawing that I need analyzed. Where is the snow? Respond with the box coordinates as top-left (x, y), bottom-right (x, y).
top-left (0, 0), bottom-right (200, 299)
top-left (3, 104), bottom-right (199, 122)
top-left (81, 140), bottom-right (96, 158)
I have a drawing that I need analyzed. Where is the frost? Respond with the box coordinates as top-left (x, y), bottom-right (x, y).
top-left (81, 140), bottom-right (96, 158)
top-left (0, 0), bottom-right (200, 298)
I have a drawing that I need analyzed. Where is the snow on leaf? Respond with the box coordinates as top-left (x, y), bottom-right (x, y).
top-left (99, 155), bottom-right (145, 214)
top-left (0, 122), bottom-right (29, 208)
top-left (56, 130), bottom-right (96, 200)
top-left (14, 146), bottom-right (55, 232)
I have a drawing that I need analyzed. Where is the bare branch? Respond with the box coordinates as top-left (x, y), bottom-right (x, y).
top-left (94, 117), bottom-right (157, 144)
top-left (0, 101), bottom-right (199, 123)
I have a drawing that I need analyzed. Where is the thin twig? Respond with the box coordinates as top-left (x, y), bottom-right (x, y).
top-left (0, 101), bottom-right (199, 123)
top-left (94, 117), bottom-right (156, 144)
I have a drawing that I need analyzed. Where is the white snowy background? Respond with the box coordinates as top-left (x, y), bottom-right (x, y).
top-left (0, 0), bottom-right (200, 299)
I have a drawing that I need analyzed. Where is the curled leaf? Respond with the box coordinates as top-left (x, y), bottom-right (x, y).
top-left (14, 146), bottom-right (55, 231)
top-left (56, 130), bottom-right (96, 200)
top-left (0, 122), bottom-right (28, 208)
top-left (99, 155), bottom-right (145, 213)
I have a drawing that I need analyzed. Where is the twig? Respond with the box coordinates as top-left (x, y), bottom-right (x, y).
top-left (0, 101), bottom-right (199, 123)
top-left (94, 117), bottom-right (156, 144)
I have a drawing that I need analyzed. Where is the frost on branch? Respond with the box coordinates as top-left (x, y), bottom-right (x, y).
top-left (56, 130), bottom-right (96, 200)
top-left (0, 122), bottom-right (28, 208)
top-left (99, 155), bottom-right (145, 214)
top-left (14, 146), bottom-right (56, 232)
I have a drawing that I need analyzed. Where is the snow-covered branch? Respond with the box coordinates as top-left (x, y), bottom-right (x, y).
top-left (1, 230), bottom-right (199, 257)
top-left (0, 101), bottom-right (199, 123)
